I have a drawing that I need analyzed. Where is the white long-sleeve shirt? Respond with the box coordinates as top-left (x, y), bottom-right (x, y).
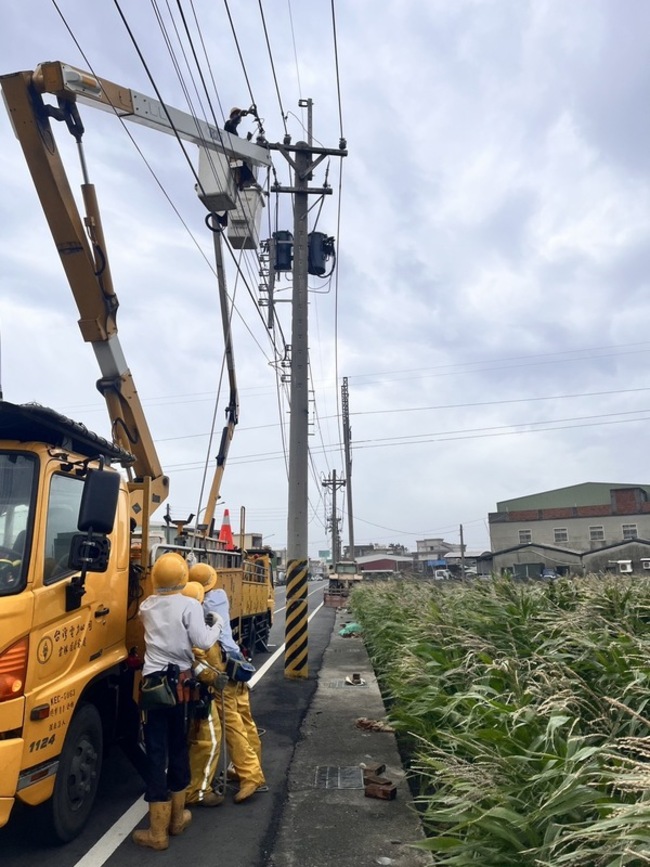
top-left (203, 587), bottom-right (239, 655)
top-left (139, 593), bottom-right (223, 675)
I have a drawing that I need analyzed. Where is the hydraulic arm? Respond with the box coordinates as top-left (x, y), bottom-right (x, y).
top-left (1, 68), bottom-right (168, 520)
top-left (1, 61), bottom-right (270, 524)
top-left (200, 224), bottom-right (239, 537)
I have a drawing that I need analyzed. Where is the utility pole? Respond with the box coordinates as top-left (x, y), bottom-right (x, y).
top-left (460, 524), bottom-right (466, 576)
top-left (269, 103), bottom-right (347, 679)
top-left (322, 470), bottom-right (346, 563)
top-left (341, 377), bottom-right (355, 558)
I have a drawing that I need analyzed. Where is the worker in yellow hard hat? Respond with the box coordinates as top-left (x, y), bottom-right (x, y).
top-left (132, 553), bottom-right (224, 851)
top-left (189, 562), bottom-right (266, 804)
top-left (185, 563), bottom-right (227, 807)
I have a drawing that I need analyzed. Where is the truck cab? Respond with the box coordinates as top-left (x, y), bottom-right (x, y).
top-left (323, 560), bottom-right (362, 608)
top-left (0, 401), bottom-right (133, 841)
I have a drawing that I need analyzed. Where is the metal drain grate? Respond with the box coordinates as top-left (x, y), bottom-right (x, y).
top-left (314, 766), bottom-right (365, 789)
top-left (325, 679), bottom-right (368, 688)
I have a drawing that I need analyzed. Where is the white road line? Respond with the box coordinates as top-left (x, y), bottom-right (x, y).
top-left (274, 581), bottom-right (327, 615)
top-left (73, 797), bottom-right (148, 867)
top-left (249, 601), bottom-right (323, 688)
top-left (73, 599), bottom-right (325, 867)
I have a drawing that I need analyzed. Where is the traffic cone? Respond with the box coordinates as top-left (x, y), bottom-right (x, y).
top-left (218, 509), bottom-right (235, 550)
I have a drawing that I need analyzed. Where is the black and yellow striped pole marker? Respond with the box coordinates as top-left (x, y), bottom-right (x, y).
top-left (284, 557), bottom-right (309, 678)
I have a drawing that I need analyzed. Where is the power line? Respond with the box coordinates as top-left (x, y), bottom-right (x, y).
top-left (222, 0), bottom-right (256, 107)
top-left (258, 0), bottom-right (289, 135)
top-left (330, 0), bottom-right (344, 142)
top-left (349, 386), bottom-right (650, 416)
top-left (346, 343), bottom-right (650, 384)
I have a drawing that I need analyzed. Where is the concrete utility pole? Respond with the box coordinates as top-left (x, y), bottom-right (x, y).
top-left (269, 102), bottom-right (347, 679)
top-left (460, 524), bottom-right (466, 575)
top-left (341, 377), bottom-right (355, 558)
top-left (322, 470), bottom-right (346, 564)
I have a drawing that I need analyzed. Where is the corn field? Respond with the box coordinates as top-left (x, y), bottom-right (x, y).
top-left (350, 576), bottom-right (650, 866)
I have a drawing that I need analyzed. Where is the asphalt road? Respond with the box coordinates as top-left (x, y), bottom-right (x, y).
top-left (2, 579), bottom-right (333, 867)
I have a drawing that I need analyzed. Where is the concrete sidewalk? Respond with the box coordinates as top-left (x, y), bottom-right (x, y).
top-left (267, 607), bottom-right (433, 867)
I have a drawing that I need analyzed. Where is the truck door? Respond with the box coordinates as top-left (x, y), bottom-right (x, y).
top-left (29, 469), bottom-right (127, 696)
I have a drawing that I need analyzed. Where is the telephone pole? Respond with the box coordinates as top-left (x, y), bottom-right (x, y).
top-left (269, 102), bottom-right (347, 679)
top-left (322, 470), bottom-right (346, 563)
top-left (460, 524), bottom-right (466, 575)
top-left (341, 377), bottom-right (355, 558)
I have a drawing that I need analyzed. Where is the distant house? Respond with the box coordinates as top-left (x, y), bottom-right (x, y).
top-left (480, 542), bottom-right (581, 579)
top-left (487, 483), bottom-right (650, 575)
top-left (356, 554), bottom-right (414, 574)
top-left (415, 537), bottom-right (484, 575)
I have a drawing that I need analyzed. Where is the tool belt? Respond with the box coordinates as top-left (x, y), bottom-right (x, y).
top-left (139, 664), bottom-right (192, 709)
top-left (224, 651), bottom-right (256, 683)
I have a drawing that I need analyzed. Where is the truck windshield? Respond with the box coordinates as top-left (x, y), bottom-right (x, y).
top-left (0, 452), bottom-right (37, 595)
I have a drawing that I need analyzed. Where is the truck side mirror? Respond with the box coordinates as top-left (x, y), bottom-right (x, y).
top-left (77, 468), bottom-right (120, 534)
top-left (66, 467), bottom-right (120, 611)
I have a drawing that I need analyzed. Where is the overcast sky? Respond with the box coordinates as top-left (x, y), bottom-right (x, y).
top-left (1, 1), bottom-right (649, 558)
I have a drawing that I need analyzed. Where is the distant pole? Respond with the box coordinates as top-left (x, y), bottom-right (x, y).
top-left (460, 524), bottom-right (466, 575)
top-left (341, 377), bottom-right (355, 557)
top-left (331, 469), bottom-right (339, 563)
top-left (322, 470), bottom-right (346, 562)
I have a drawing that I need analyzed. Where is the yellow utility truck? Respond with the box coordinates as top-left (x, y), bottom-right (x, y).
top-left (0, 62), bottom-right (273, 841)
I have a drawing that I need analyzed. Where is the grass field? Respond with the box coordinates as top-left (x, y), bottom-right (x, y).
top-left (350, 576), bottom-right (650, 866)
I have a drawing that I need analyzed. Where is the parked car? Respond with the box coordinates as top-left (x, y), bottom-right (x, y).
top-left (433, 569), bottom-right (452, 580)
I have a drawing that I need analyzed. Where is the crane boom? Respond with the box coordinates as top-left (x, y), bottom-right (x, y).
top-left (1, 61), bottom-right (271, 526)
top-left (33, 61), bottom-right (270, 168)
top-left (0, 68), bottom-right (169, 520)
top-left (200, 225), bottom-right (238, 537)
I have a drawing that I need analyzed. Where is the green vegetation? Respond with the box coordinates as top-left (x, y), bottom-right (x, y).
top-left (350, 576), bottom-right (650, 866)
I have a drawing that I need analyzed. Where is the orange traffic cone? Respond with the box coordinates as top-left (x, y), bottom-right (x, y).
top-left (218, 509), bottom-right (235, 550)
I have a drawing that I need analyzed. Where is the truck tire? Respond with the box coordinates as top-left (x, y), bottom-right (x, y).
top-left (245, 620), bottom-right (257, 661)
top-left (49, 702), bottom-right (103, 843)
top-left (254, 615), bottom-right (270, 653)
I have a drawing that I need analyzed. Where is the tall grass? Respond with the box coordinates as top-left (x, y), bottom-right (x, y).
top-left (351, 576), bottom-right (650, 865)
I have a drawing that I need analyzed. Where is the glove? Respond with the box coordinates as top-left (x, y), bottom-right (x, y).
top-left (213, 672), bottom-right (229, 691)
top-left (205, 612), bottom-right (224, 629)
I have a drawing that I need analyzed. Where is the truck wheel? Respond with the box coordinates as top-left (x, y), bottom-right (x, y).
top-left (255, 616), bottom-right (270, 653)
top-left (49, 702), bottom-right (103, 842)
top-left (245, 621), bottom-right (257, 661)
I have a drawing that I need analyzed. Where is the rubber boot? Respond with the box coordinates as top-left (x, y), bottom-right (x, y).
top-left (234, 781), bottom-right (259, 803)
top-left (169, 790), bottom-right (192, 836)
top-left (132, 801), bottom-right (171, 850)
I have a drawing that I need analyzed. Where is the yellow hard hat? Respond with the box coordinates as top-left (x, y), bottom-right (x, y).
top-left (152, 552), bottom-right (189, 594)
top-left (189, 562), bottom-right (217, 593)
top-left (181, 581), bottom-right (205, 604)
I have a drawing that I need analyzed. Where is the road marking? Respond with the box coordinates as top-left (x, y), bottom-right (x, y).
top-left (274, 581), bottom-right (326, 615)
top-left (73, 797), bottom-right (147, 867)
top-left (249, 601), bottom-right (323, 688)
top-left (72, 600), bottom-right (325, 867)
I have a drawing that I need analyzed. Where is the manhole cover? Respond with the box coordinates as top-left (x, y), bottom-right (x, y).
top-left (326, 680), bottom-right (368, 688)
top-left (314, 766), bottom-right (365, 789)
